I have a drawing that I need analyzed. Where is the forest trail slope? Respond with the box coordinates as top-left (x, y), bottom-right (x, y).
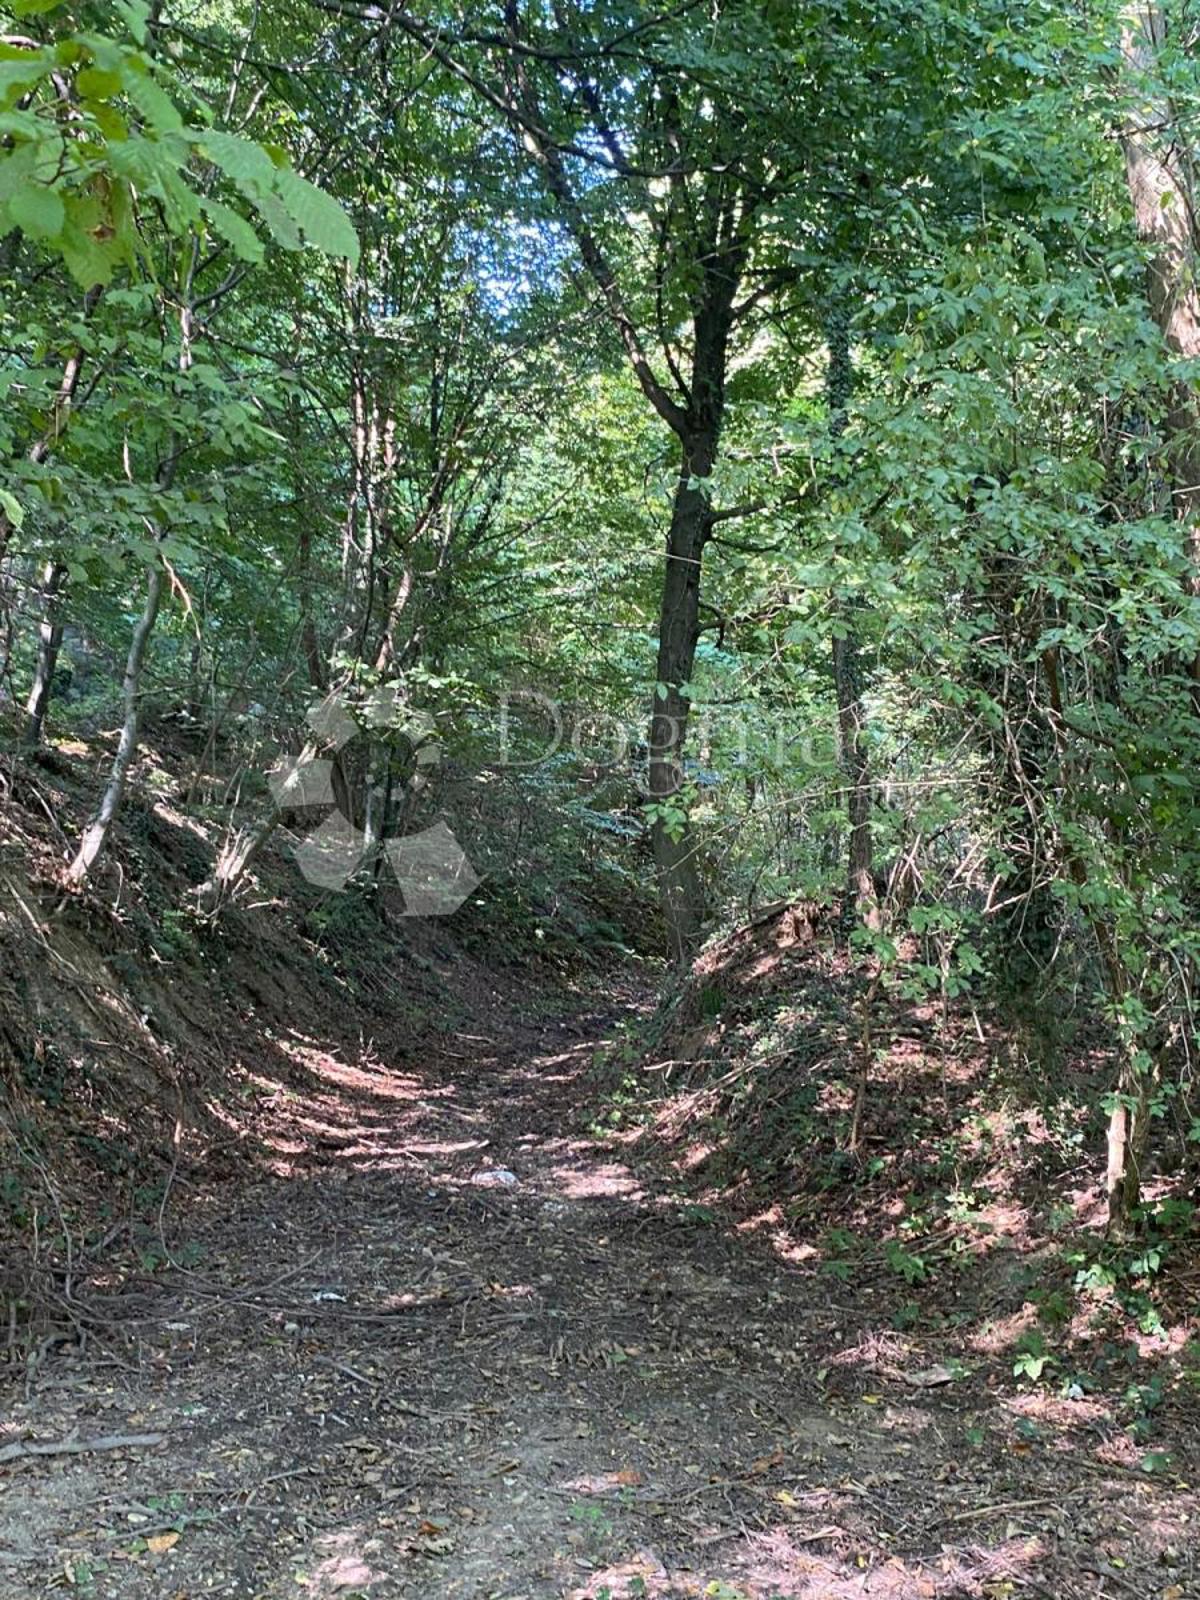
top-left (0, 994), bottom-right (1194, 1600)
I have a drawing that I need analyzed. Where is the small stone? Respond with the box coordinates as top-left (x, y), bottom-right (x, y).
top-left (471, 1168), bottom-right (519, 1188)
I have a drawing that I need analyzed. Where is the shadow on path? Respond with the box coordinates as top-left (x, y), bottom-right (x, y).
top-left (0, 995), bottom-right (1194, 1599)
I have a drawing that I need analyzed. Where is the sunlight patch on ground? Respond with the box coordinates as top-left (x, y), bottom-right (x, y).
top-left (547, 1160), bottom-right (643, 1200)
top-left (561, 1467), bottom-right (644, 1493)
top-left (301, 1526), bottom-right (383, 1594)
top-left (569, 1530), bottom-right (1047, 1599)
top-left (277, 1036), bottom-right (456, 1103)
top-left (967, 1304), bottom-right (1038, 1356)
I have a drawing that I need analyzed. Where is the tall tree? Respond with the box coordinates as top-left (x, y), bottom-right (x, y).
top-left (384, 0), bottom-right (859, 956)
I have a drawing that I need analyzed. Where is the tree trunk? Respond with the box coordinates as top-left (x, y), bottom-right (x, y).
top-left (67, 554), bottom-right (164, 882)
top-left (466, 23), bottom-right (753, 959)
top-left (1042, 644), bottom-right (1142, 1237)
top-left (22, 560), bottom-right (67, 748)
top-left (199, 815), bottom-right (281, 915)
top-left (1105, 1041), bottom-right (1158, 1242)
top-left (298, 518), bottom-right (325, 693)
top-left (1119, 6), bottom-right (1200, 679)
top-left (375, 564), bottom-right (415, 675)
top-left (67, 288), bottom-right (194, 882)
top-left (0, 290), bottom-right (100, 568)
top-left (196, 737), bottom-right (321, 914)
top-left (649, 450), bottom-right (712, 962)
top-left (825, 307), bottom-right (879, 929)
top-left (832, 628), bottom-right (879, 930)
top-left (1092, 4), bottom-right (1196, 1225)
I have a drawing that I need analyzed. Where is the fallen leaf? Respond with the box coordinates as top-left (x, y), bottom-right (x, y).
top-left (417, 1535), bottom-right (455, 1556)
top-left (147, 1532), bottom-right (180, 1555)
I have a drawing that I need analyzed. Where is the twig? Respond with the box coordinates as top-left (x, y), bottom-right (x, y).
top-left (312, 1354), bottom-right (377, 1386)
top-left (943, 1495), bottom-right (1061, 1524)
top-left (0, 1432), bottom-right (164, 1466)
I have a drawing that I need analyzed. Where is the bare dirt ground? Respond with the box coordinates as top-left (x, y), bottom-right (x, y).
top-left (1, 990), bottom-right (1196, 1600)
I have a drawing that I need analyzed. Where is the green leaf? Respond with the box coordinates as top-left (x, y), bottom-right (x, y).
top-left (0, 110), bottom-right (42, 139)
top-left (0, 145), bottom-right (38, 203)
top-left (74, 33), bottom-right (123, 74)
top-left (197, 130), bottom-right (277, 189)
top-left (119, 59), bottom-right (183, 134)
top-left (251, 190), bottom-right (302, 252)
top-left (59, 225), bottom-right (115, 289)
top-left (10, 0), bottom-right (66, 16)
top-left (202, 197), bottom-right (264, 264)
top-left (77, 66), bottom-right (122, 101)
top-left (0, 489), bottom-right (25, 529)
top-left (154, 160), bottom-right (201, 228)
top-left (92, 103), bottom-right (130, 142)
top-left (115, 0), bottom-right (151, 43)
top-left (273, 166), bottom-right (359, 264)
top-left (8, 180), bottom-right (65, 240)
top-left (0, 55), bottom-right (50, 101)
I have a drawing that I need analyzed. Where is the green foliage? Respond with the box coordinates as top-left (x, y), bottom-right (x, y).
top-left (885, 1240), bottom-right (928, 1285)
top-left (567, 1500), bottom-right (613, 1543)
top-left (1013, 1329), bottom-right (1054, 1383)
top-left (0, 5), bottom-right (356, 285)
top-left (2, 0), bottom-right (1199, 1327)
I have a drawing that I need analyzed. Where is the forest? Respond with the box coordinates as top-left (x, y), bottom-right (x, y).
top-left (1, 1), bottom-right (1200, 1596)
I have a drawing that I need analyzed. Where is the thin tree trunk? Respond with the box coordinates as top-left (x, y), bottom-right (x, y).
top-left (339, 289), bottom-right (372, 654)
top-left (22, 560), bottom-right (67, 748)
top-left (361, 742), bottom-right (396, 898)
top-left (1042, 645), bottom-right (1142, 1238)
top-left (1104, 1036), bottom-right (1159, 1241)
top-left (643, 250), bottom-right (746, 961)
top-left (184, 568), bottom-right (212, 725)
top-left (67, 288), bottom-right (194, 883)
top-left (196, 735), bottom-right (321, 914)
top-left (67, 555), bottom-right (164, 881)
top-left (298, 518), bottom-right (325, 692)
top-left (649, 453), bottom-right (712, 962)
top-left (832, 629), bottom-right (879, 930)
top-left (375, 563), bottom-right (414, 675)
top-left (825, 307), bottom-right (879, 929)
top-left (0, 290), bottom-right (101, 567)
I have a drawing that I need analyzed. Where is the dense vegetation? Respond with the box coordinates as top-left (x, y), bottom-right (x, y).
top-left (6, 3), bottom-right (1200, 1595)
top-left (4, 0), bottom-right (1200, 1290)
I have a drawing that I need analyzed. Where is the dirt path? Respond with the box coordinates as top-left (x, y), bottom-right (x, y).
top-left (1, 998), bottom-right (1195, 1599)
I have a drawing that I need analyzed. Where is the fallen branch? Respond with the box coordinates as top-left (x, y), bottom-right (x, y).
top-left (0, 1432), bottom-right (164, 1466)
top-left (944, 1495), bottom-right (1061, 1524)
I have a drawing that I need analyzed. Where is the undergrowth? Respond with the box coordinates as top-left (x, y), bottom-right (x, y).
top-left (584, 900), bottom-right (1200, 1423)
